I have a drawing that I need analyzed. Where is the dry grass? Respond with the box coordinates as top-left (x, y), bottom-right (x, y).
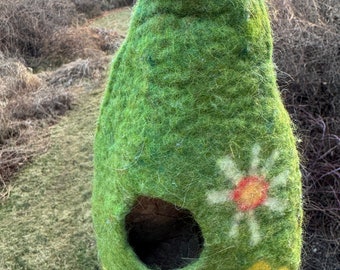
top-left (0, 53), bottom-right (50, 197)
top-left (40, 26), bottom-right (123, 68)
top-left (0, 0), bottom-right (81, 65)
top-left (269, 0), bottom-right (340, 269)
top-left (0, 86), bottom-right (103, 269)
top-left (0, 53), bottom-right (114, 199)
top-left (104, 0), bottom-right (135, 9)
top-left (0, 0), bottom-right (129, 69)
top-left (0, 8), bottom-right (130, 269)
top-left (90, 6), bottom-right (132, 36)
top-left (0, 0), bottom-right (125, 198)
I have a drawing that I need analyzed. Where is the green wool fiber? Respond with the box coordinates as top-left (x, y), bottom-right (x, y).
top-left (93, 0), bottom-right (303, 269)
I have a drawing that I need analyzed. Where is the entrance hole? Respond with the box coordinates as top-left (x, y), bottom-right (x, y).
top-left (125, 196), bottom-right (204, 270)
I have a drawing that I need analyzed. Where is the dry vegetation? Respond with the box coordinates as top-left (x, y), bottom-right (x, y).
top-left (0, 0), bottom-right (127, 68)
top-left (0, 0), bottom-right (339, 269)
top-left (0, 0), bottom-right (127, 198)
top-left (269, 0), bottom-right (339, 269)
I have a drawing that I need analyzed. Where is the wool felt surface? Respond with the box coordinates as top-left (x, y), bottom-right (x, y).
top-left (92, 0), bottom-right (303, 269)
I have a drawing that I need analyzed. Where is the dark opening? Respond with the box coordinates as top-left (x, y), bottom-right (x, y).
top-left (125, 196), bottom-right (204, 270)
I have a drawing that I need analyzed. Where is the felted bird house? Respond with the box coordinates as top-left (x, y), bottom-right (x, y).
top-left (92, 0), bottom-right (303, 269)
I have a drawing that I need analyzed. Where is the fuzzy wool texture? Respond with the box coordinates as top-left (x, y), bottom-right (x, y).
top-left (92, 0), bottom-right (303, 269)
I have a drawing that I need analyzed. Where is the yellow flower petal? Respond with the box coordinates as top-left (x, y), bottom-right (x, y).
top-left (248, 261), bottom-right (271, 270)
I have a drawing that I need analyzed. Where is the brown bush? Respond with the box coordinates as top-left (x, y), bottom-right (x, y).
top-left (0, 53), bottom-right (42, 124)
top-left (40, 26), bottom-right (122, 68)
top-left (8, 88), bottom-right (73, 121)
top-left (0, 0), bottom-right (128, 69)
top-left (102, 0), bottom-right (135, 10)
top-left (0, 54), bottom-right (112, 141)
top-left (40, 27), bottom-right (102, 68)
top-left (0, 50), bottom-right (114, 196)
top-left (0, 0), bottom-right (82, 66)
top-left (0, 53), bottom-right (73, 192)
top-left (93, 27), bottom-right (125, 52)
top-left (71, 0), bottom-right (134, 17)
top-left (72, 0), bottom-right (103, 18)
top-left (0, 55), bottom-right (42, 193)
top-left (43, 57), bottom-right (111, 87)
top-left (269, 0), bottom-right (340, 269)
top-left (270, 0), bottom-right (339, 95)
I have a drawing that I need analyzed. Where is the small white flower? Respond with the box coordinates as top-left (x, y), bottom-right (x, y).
top-left (206, 144), bottom-right (288, 245)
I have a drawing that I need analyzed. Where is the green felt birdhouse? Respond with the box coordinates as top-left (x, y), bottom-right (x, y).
top-left (92, 0), bottom-right (303, 269)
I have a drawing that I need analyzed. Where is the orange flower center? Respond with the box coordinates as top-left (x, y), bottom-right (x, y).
top-left (231, 175), bottom-right (269, 211)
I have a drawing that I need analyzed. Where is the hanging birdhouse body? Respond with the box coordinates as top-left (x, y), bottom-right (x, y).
top-left (93, 0), bottom-right (303, 269)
